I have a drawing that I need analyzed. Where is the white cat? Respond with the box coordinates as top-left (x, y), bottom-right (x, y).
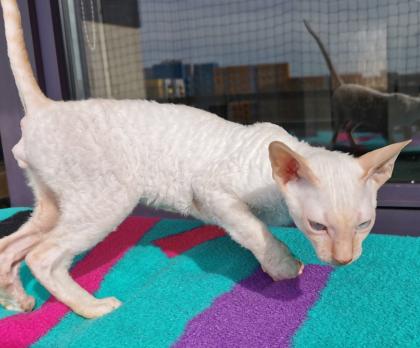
top-left (0, 0), bottom-right (410, 318)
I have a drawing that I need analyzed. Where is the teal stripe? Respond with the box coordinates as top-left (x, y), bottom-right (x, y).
top-left (0, 207), bottom-right (31, 221)
top-left (33, 223), bottom-right (257, 347)
top-left (292, 234), bottom-right (420, 348)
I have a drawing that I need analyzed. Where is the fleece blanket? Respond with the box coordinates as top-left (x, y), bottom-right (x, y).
top-left (0, 208), bottom-right (418, 348)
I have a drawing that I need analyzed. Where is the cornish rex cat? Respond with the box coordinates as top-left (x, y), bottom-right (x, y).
top-left (304, 20), bottom-right (420, 147)
top-left (0, 0), bottom-right (410, 318)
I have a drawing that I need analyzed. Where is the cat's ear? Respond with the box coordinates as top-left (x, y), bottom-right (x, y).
top-left (269, 141), bottom-right (319, 187)
top-left (358, 140), bottom-right (411, 187)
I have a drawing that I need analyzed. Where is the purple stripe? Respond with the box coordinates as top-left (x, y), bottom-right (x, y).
top-left (174, 265), bottom-right (332, 348)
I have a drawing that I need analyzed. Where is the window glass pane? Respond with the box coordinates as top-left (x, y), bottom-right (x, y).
top-left (58, 0), bottom-right (420, 183)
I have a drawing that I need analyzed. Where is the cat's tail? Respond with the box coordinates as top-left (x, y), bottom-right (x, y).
top-left (1, 0), bottom-right (50, 112)
top-left (303, 20), bottom-right (344, 89)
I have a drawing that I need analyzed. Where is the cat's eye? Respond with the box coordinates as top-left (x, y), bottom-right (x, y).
top-left (357, 220), bottom-right (371, 230)
top-left (309, 220), bottom-right (327, 232)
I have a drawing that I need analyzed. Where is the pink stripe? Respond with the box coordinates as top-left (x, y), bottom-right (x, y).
top-left (0, 216), bottom-right (159, 348)
top-left (153, 225), bottom-right (226, 258)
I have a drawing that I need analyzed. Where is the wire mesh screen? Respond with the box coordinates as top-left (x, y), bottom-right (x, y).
top-left (63, 1), bottom-right (420, 106)
top-left (58, 0), bottom-right (420, 181)
top-left (140, 1), bottom-right (420, 78)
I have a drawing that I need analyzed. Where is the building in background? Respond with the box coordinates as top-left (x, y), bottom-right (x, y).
top-left (256, 63), bottom-right (290, 92)
top-left (192, 63), bottom-right (217, 97)
top-left (146, 78), bottom-right (185, 99)
top-left (214, 65), bottom-right (257, 96)
top-left (145, 60), bottom-right (193, 98)
top-left (227, 101), bottom-right (257, 124)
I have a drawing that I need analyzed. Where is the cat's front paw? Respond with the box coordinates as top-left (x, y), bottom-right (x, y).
top-left (261, 256), bottom-right (304, 281)
top-left (259, 238), bottom-right (304, 281)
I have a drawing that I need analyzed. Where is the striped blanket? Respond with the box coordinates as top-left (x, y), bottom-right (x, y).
top-left (0, 208), bottom-right (418, 347)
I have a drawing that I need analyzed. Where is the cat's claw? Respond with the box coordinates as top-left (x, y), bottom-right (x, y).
top-left (297, 261), bottom-right (304, 275)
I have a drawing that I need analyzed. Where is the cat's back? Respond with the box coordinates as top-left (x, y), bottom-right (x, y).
top-left (25, 98), bottom-right (238, 145)
top-left (27, 98), bottom-right (229, 132)
top-left (23, 98), bottom-right (246, 171)
top-left (334, 84), bottom-right (388, 102)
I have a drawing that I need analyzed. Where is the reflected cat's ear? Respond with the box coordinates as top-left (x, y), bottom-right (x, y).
top-left (358, 140), bottom-right (411, 187)
top-left (268, 141), bottom-right (319, 187)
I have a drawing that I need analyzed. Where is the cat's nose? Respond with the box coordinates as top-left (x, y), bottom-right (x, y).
top-left (333, 257), bottom-right (352, 265)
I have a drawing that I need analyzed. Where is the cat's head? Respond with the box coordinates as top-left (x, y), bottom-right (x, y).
top-left (268, 140), bottom-right (410, 266)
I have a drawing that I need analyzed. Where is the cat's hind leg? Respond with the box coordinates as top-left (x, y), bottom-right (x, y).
top-left (26, 238), bottom-right (122, 318)
top-left (25, 193), bottom-right (136, 318)
top-left (0, 176), bottom-right (59, 311)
